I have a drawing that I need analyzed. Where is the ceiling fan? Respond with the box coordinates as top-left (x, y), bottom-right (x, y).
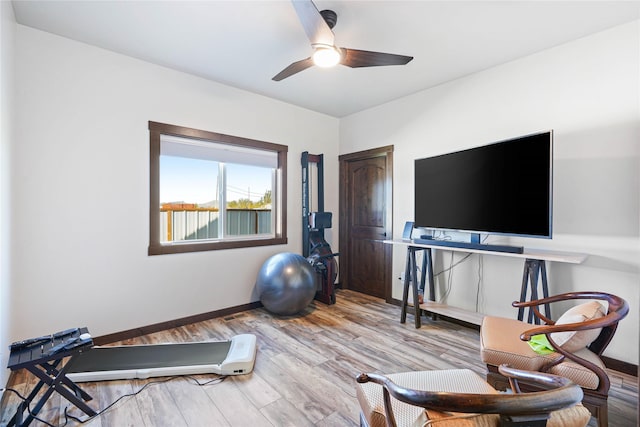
top-left (273, 0), bottom-right (413, 81)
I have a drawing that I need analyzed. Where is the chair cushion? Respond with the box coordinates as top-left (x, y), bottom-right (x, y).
top-left (480, 316), bottom-right (604, 389)
top-left (480, 316), bottom-right (561, 371)
top-left (422, 411), bottom-right (499, 426)
top-left (552, 301), bottom-right (605, 352)
top-left (356, 369), bottom-right (497, 427)
top-left (549, 347), bottom-right (605, 390)
top-left (424, 405), bottom-right (590, 427)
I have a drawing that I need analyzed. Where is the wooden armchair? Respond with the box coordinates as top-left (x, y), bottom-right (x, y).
top-left (480, 292), bottom-right (629, 427)
top-left (356, 365), bottom-right (590, 427)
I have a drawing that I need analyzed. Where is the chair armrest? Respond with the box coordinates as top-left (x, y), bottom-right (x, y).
top-left (512, 291), bottom-right (628, 316)
top-left (512, 291), bottom-right (629, 331)
top-left (356, 365), bottom-right (583, 417)
top-left (518, 314), bottom-right (622, 342)
top-left (498, 365), bottom-right (574, 389)
top-left (515, 296), bottom-right (628, 394)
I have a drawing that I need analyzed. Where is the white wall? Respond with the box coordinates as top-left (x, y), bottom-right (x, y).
top-left (0, 0), bottom-right (16, 386)
top-left (6, 11), bottom-right (638, 375)
top-left (11, 25), bottom-right (339, 344)
top-left (340, 21), bottom-right (639, 365)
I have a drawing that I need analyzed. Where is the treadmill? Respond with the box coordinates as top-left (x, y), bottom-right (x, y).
top-left (66, 334), bottom-right (256, 382)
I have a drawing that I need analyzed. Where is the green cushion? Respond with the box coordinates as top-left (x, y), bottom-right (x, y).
top-left (528, 334), bottom-right (556, 354)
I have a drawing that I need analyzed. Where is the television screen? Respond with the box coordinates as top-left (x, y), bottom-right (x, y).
top-left (414, 131), bottom-right (553, 239)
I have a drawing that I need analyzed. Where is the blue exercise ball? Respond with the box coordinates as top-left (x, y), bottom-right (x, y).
top-left (256, 252), bottom-right (317, 315)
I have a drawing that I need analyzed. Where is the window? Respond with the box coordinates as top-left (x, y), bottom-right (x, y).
top-left (149, 121), bottom-right (287, 255)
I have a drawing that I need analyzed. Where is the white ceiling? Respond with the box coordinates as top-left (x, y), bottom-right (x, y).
top-left (11, 0), bottom-right (640, 117)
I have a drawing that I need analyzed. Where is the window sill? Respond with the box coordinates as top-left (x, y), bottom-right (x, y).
top-left (148, 237), bottom-right (288, 255)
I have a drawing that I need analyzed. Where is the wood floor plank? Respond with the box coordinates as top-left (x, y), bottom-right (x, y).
top-left (281, 330), bottom-right (378, 396)
top-left (89, 379), bottom-right (144, 427)
top-left (260, 397), bottom-right (316, 427)
top-left (254, 354), bottom-right (333, 423)
top-left (250, 322), bottom-right (329, 367)
top-left (199, 317), bottom-right (243, 341)
top-left (0, 381), bottom-right (29, 426)
top-left (204, 378), bottom-right (273, 427)
top-left (63, 381), bottom-right (103, 427)
top-left (270, 352), bottom-right (362, 421)
top-left (133, 379), bottom-right (186, 426)
top-left (231, 370), bottom-right (281, 409)
top-left (168, 376), bottom-right (231, 427)
top-left (315, 410), bottom-right (359, 427)
top-left (1, 289), bottom-right (636, 426)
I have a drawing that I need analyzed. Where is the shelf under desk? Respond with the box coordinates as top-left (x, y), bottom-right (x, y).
top-left (405, 298), bottom-right (485, 327)
top-left (421, 302), bottom-right (485, 326)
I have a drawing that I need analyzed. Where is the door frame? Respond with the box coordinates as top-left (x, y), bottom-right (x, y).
top-left (338, 145), bottom-right (393, 303)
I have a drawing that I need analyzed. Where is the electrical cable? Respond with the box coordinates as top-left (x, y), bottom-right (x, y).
top-left (431, 253), bottom-right (477, 303)
top-left (2, 387), bottom-right (60, 427)
top-left (475, 254), bottom-right (483, 312)
top-left (3, 374), bottom-right (227, 427)
top-left (400, 232), bottom-right (490, 306)
top-left (433, 252), bottom-right (472, 278)
top-left (66, 374), bottom-right (228, 424)
top-left (474, 235), bottom-right (490, 312)
top-left (439, 251), bottom-right (455, 302)
top-left (416, 232), bottom-right (486, 306)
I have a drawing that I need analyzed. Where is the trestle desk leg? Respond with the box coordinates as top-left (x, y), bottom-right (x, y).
top-left (410, 248), bottom-right (421, 328)
top-left (518, 263), bottom-right (529, 322)
top-left (518, 259), bottom-right (550, 324)
top-left (400, 248), bottom-right (411, 324)
top-left (540, 261), bottom-right (550, 318)
top-left (400, 247), bottom-right (424, 328)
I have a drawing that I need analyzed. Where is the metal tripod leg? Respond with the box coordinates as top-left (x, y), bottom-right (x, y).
top-left (400, 247), bottom-right (422, 328)
top-left (518, 259), bottom-right (551, 324)
top-left (400, 247), bottom-right (432, 328)
top-left (8, 355), bottom-right (95, 427)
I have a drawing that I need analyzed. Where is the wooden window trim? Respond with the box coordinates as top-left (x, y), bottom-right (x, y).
top-left (148, 121), bottom-right (288, 255)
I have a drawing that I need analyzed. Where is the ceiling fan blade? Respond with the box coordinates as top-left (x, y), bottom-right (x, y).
top-left (341, 48), bottom-right (413, 68)
top-left (292, 0), bottom-right (334, 46)
top-left (272, 57), bottom-right (315, 81)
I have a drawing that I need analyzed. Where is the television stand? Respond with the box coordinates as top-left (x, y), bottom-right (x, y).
top-left (386, 240), bottom-right (587, 328)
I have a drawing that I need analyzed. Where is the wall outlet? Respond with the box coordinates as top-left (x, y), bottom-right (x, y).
top-left (399, 272), bottom-right (411, 282)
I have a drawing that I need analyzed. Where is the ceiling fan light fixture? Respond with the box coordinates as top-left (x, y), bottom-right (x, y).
top-left (272, 1), bottom-right (413, 81)
top-left (312, 46), bottom-right (341, 67)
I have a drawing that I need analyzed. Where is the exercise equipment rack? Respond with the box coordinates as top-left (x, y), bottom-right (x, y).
top-left (302, 151), bottom-right (338, 304)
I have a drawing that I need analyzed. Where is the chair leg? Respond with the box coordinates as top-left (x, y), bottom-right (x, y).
top-left (597, 406), bottom-right (608, 427)
top-left (487, 364), bottom-right (609, 427)
top-left (360, 412), bottom-right (370, 427)
top-left (485, 365), bottom-right (510, 391)
top-left (581, 389), bottom-right (608, 427)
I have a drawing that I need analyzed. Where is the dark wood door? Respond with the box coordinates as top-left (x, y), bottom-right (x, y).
top-left (339, 146), bottom-right (393, 300)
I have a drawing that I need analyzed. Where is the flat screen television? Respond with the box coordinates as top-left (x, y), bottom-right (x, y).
top-left (414, 130), bottom-right (553, 253)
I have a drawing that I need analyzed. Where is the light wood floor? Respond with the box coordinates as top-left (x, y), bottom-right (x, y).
top-left (2, 290), bottom-right (637, 426)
